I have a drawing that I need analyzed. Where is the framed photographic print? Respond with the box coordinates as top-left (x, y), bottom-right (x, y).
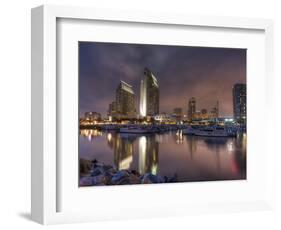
top-left (31, 5), bottom-right (274, 225)
top-left (78, 42), bottom-right (247, 187)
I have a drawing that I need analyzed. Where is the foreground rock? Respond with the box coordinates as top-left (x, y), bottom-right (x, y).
top-left (79, 159), bottom-right (92, 176)
top-left (79, 159), bottom-right (178, 186)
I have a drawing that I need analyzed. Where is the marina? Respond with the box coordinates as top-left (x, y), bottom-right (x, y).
top-left (81, 123), bottom-right (245, 137)
top-left (80, 127), bottom-right (247, 184)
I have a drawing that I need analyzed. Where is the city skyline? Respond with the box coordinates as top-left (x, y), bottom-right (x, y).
top-left (79, 42), bottom-right (246, 117)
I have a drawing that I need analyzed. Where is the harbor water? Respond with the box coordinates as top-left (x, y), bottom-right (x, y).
top-left (80, 129), bottom-right (246, 183)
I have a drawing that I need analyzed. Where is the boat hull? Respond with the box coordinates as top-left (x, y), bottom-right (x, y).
top-left (119, 128), bottom-right (154, 134)
top-left (194, 132), bottom-right (229, 137)
top-left (193, 126), bottom-right (237, 137)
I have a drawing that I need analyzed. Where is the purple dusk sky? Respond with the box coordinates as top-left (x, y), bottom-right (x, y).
top-left (79, 42), bottom-right (246, 118)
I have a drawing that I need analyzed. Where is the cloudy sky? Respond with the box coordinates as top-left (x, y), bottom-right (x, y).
top-left (79, 42), bottom-right (246, 118)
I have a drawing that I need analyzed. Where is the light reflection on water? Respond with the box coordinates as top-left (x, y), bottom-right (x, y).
top-left (79, 129), bottom-right (246, 182)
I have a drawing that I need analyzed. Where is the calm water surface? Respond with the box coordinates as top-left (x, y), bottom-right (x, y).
top-left (79, 129), bottom-right (246, 182)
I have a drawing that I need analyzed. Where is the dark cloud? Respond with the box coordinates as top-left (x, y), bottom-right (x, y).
top-left (79, 42), bottom-right (246, 117)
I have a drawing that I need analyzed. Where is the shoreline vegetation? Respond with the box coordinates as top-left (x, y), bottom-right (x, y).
top-left (79, 158), bottom-right (178, 186)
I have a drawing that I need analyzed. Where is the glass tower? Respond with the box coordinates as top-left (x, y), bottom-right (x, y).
top-left (233, 83), bottom-right (246, 124)
top-left (115, 81), bottom-right (136, 118)
top-left (188, 97), bottom-right (196, 122)
top-left (140, 68), bottom-right (159, 117)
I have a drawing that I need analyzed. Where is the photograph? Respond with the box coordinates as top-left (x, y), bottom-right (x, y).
top-left (78, 42), bottom-right (247, 187)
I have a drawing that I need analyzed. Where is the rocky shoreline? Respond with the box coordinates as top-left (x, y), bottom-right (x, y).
top-left (80, 159), bottom-right (178, 186)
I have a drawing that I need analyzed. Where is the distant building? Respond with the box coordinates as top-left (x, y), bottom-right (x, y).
top-left (173, 107), bottom-right (183, 122)
top-left (200, 108), bottom-right (209, 120)
top-left (192, 111), bottom-right (201, 120)
top-left (108, 101), bottom-right (117, 118)
top-left (193, 110), bottom-right (208, 121)
top-left (209, 101), bottom-right (219, 119)
top-left (187, 97), bottom-right (196, 122)
top-left (84, 112), bottom-right (101, 121)
top-left (201, 108), bottom-right (207, 114)
top-left (140, 68), bottom-right (159, 117)
top-left (233, 83), bottom-right (246, 124)
top-left (189, 101), bottom-right (219, 121)
top-left (115, 81), bottom-right (136, 119)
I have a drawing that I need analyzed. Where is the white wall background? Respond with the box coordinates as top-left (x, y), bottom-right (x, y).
top-left (0, 0), bottom-right (280, 229)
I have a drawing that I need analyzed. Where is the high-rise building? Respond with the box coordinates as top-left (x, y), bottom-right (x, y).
top-left (187, 97), bottom-right (196, 122)
top-left (140, 68), bottom-right (159, 117)
top-left (233, 83), bottom-right (246, 124)
top-left (115, 81), bottom-right (136, 118)
top-left (108, 101), bottom-right (117, 118)
top-left (200, 108), bottom-right (209, 120)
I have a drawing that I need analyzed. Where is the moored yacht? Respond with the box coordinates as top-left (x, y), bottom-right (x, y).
top-left (182, 126), bottom-right (196, 135)
top-left (194, 126), bottom-right (236, 137)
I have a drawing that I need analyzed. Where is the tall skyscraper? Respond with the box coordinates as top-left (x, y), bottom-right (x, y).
top-left (187, 97), bottom-right (196, 122)
top-left (115, 81), bottom-right (136, 118)
top-left (233, 83), bottom-right (246, 124)
top-left (140, 68), bottom-right (159, 117)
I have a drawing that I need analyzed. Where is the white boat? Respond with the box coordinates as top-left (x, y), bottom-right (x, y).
top-left (225, 125), bottom-right (239, 137)
top-left (194, 126), bottom-right (233, 137)
top-left (182, 126), bottom-right (196, 135)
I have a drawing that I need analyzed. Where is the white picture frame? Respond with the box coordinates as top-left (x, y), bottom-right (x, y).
top-left (31, 5), bottom-right (274, 225)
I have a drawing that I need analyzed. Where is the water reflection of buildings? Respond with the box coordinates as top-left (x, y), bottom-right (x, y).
top-left (80, 129), bottom-right (102, 141)
top-left (202, 137), bottom-right (227, 172)
top-left (81, 129), bottom-right (246, 180)
top-left (233, 134), bottom-right (247, 174)
top-left (106, 132), bottom-right (159, 174)
top-left (107, 133), bottom-right (134, 170)
top-left (185, 136), bottom-right (197, 159)
top-left (170, 130), bottom-right (185, 145)
top-left (138, 135), bottom-right (159, 175)
top-left (202, 136), bottom-right (246, 175)
top-left (175, 130), bottom-right (184, 144)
